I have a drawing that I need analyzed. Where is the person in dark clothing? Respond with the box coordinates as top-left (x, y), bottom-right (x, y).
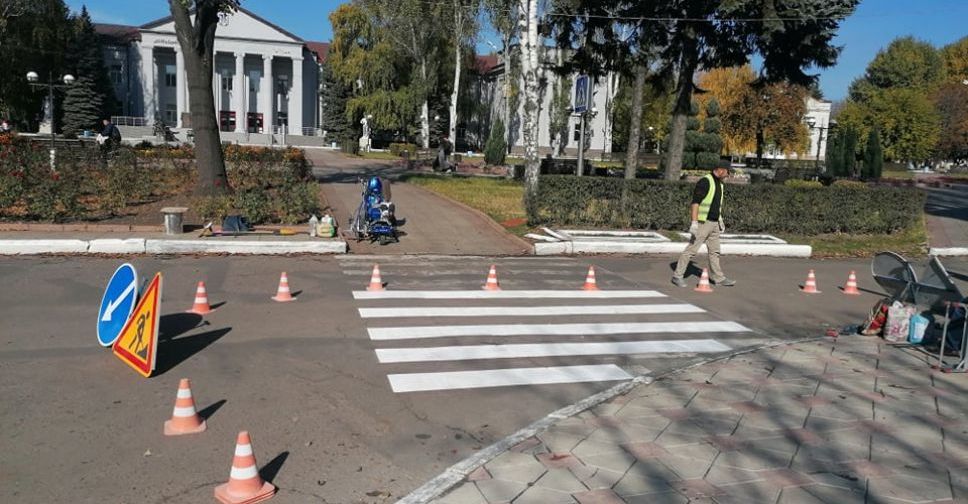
top-left (671, 159), bottom-right (736, 287)
top-left (435, 135), bottom-right (453, 172)
top-left (99, 118), bottom-right (121, 149)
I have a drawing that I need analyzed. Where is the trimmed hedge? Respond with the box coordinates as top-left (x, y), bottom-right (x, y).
top-left (528, 175), bottom-right (926, 235)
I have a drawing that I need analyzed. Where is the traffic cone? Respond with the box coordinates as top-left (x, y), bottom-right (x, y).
top-left (694, 268), bottom-right (714, 293)
top-left (214, 431), bottom-right (276, 504)
top-left (801, 269), bottom-right (821, 294)
top-left (366, 264), bottom-right (385, 291)
top-left (164, 378), bottom-right (207, 436)
top-left (483, 264), bottom-right (501, 291)
top-left (271, 272), bottom-right (296, 302)
top-left (186, 281), bottom-right (214, 315)
top-left (581, 266), bottom-right (599, 291)
top-left (842, 271), bottom-right (861, 295)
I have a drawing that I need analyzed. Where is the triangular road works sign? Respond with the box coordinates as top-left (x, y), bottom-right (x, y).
top-left (113, 273), bottom-right (162, 377)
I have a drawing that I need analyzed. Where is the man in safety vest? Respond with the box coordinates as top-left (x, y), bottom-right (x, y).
top-left (671, 159), bottom-right (736, 287)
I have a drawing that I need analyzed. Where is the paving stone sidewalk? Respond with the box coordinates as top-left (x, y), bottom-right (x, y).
top-left (431, 336), bottom-right (968, 504)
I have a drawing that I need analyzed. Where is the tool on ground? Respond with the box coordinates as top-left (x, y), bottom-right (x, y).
top-left (187, 281), bottom-right (215, 315)
top-left (582, 266), bottom-right (599, 291)
top-left (214, 431), bottom-right (276, 504)
top-left (694, 268), bottom-right (713, 293)
top-left (842, 271), bottom-right (861, 295)
top-left (164, 378), bottom-right (207, 436)
top-left (801, 269), bottom-right (821, 294)
top-left (271, 272), bottom-right (296, 302)
top-left (483, 265), bottom-right (501, 291)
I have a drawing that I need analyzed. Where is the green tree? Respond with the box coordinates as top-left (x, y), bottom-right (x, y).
top-left (319, 59), bottom-right (352, 143)
top-left (848, 37), bottom-right (945, 102)
top-left (825, 129), bottom-right (845, 176)
top-left (483, 117), bottom-right (506, 165)
top-left (940, 36), bottom-right (968, 84)
top-left (680, 100), bottom-right (722, 170)
top-left (862, 128), bottom-right (883, 180)
top-left (842, 128), bottom-right (859, 177)
top-left (933, 81), bottom-right (968, 161)
top-left (168, 0), bottom-right (241, 195)
top-left (0, 0), bottom-right (73, 128)
top-left (837, 87), bottom-right (941, 162)
top-left (553, 0), bottom-right (858, 181)
top-left (62, 7), bottom-right (115, 136)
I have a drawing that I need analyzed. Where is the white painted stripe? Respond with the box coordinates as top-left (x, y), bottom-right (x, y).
top-left (359, 304), bottom-right (704, 318)
top-left (376, 339), bottom-right (733, 363)
top-left (387, 365), bottom-right (633, 393)
top-left (176, 388), bottom-right (193, 399)
top-left (369, 320), bottom-right (750, 340)
top-left (172, 406), bottom-right (197, 417)
top-left (353, 290), bottom-right (666, 300)
top-left (230, 464), bottom-right (259, 480)
top-left (234, 443), bottom-right (253, 457)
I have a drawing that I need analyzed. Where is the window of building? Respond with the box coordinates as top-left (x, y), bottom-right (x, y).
top-left (221, 75), bottom-right (233, 92)
top-left (164, 103), bottom-right (177, 125)
top-left (164, 64), bottom-right (176, 88)
top-left (573, 122), bottom-right (581, 142)
top-left (110, 65), bottom-right (123, 86)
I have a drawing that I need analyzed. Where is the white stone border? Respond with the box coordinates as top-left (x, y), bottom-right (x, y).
top-left (929, 247), bottom-right (968, 257)
top-left (534, 240), bottom-right (811, 257)
top-left (676, 232), bottom-right (788, 244)
top-left (0, 239), bottom-right (347, 255)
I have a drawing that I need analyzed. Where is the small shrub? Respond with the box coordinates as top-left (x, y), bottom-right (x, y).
top-left (832, 179), bottom-right (869, 188)
top-left (275, 180), bottom-right (320, 224)
top-left (193, 195), bottom-right (234, 222)
top-left (783, 179), bottom-right (823, 189)
top-left (234, 187), bottom-right (272, 224)
top-left (388, 143), bottom-right (418, 158)
top-left (484, 119), bottom-right (507, 166)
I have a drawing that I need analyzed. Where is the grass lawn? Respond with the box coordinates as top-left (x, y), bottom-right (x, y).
top-left (403, 175), bottom-right (527, 232)
top-left (880, 170), bottom-right (968, 181)
top-left (779, 222), bottom-right (928, 259)
top-left (356, 151), bottom-right (402, 161)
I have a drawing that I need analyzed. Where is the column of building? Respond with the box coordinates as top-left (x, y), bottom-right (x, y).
top-left (261, 55), bottom-right (274, 133)
top-left (175, 47), bottom-right (186, 128)
top-left (234, 52), bottom-right (246, 133)
top-left (140, 44), bottom-right (156, 124)
top-left (290, 56), bottom-right (303, 134)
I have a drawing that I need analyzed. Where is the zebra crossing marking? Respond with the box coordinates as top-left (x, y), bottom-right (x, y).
top-left (375, 339), bottom-right (733, 363)
top-left (386, 364), bottom-right (634, 393)
top-left (358, 303), bottom-right (704, 318)
top-left (368, 320), bottom-right (750, 341)
top-left (353, 289), bottom-right (666, 300)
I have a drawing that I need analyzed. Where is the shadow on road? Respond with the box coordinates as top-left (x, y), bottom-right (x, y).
top-left (197, 399), bottom-right (227, 421)
top-left (259, 451), bottom-right (289, 483)
top-left (159, 313), bottom-right (205, 342)
top-left (154, 327), bottom-right (231, 375)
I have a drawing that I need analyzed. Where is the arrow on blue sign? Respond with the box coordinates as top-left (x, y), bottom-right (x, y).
top-left (97, 263), bottom-right (139, 347)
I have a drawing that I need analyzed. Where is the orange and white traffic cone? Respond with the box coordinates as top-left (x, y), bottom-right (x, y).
top-left (694, 268), bottom-right (714, 293)
top-left (271, 272), bottom-right (296, 302)
top-left (842, 271), bottom-right (861, 295)
top-left (214, 431), bottom-right (276, 504)
top-left (187, 281), bottom-right (214, 315)
top-left (801, 269), bottom-right (821, 294)
top-left (581, 266), bottom-right (599, 291)
top-left (483, 264), bottom-right (501, 291)
top-left (366, 264), bottom-right (385, 291)
top-left (163, 378), bottom-right (206, 436)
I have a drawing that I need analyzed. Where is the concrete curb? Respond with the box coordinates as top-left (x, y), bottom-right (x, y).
top-left (534, 241), bottom-right (812, 257)
top-left (0, 238), bottom-right (347, 255)
top-left (929, 247), bottom-right (968, 257)
top-left (397, 336), bottom-right (821, 504)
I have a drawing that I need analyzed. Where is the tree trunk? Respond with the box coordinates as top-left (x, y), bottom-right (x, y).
top-left (169, 1), bottom-right (229, 196)
top-left (625, 64), bottom-right (646, 179)
top-left (519, 0), bottom-right (541, 207)
top-left (420, 60), bottom-right (430, 149)
top-left (502, 36), bottom-right (511, 154)
top-left (664, 31), bottom-right (699, 182)
top-left (755, 128), bottom-right (765, 164)
top-left (449, 4), bottom-right (461, 143)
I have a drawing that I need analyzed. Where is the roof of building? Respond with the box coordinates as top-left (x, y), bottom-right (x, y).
top-left (475, 53), bottom-right (500, 74)
top-left (94, 23), bottom-right (141, 44)
top-left (305, 42), bottom-right (330, 64)
top-left (140, 6), bottom-right (303, 42)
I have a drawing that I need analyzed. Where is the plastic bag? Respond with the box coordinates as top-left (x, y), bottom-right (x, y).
top-left (884, 302), bottom-right (916, 343)
top-left (909, 313), bottom-right (930, 344)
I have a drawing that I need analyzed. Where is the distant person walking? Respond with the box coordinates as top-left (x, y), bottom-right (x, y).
top-left (434, 134), bottom-right (453, 172)
top-left (671, 159), bottom-right (736, 287)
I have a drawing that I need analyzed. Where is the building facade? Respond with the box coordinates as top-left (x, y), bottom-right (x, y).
top-left (96, 8), bottom-right (326, 139)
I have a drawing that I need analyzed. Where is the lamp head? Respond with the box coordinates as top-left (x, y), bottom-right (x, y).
top-left (63, 74), bottom-right (75, 85)
top-left (26, 71), bottom-right (39, 83)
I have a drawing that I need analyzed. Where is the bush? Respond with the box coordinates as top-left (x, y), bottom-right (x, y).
top-left (275, 175), bottom-right (320, 224)
top-left (784, 179), bottom-right (823, 189)
top-left (234, 187), bottom-right (272, 224)
top-left (193, 195), bottom-right (234, 222)
top-left (484, 119), bottom-right (507, 166)
top-left (389, 143), bottom-right (418, 158)
top-left (832, 179), bottom-right (869, 188)
top-left (529, 175), bottom-right (926, 235)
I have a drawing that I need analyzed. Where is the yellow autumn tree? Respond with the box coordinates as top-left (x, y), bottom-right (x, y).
top-left (697, 66), bottom-right (757, 154)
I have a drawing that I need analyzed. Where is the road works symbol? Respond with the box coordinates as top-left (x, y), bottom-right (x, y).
top-left (113, 273), bottom-right (162, 377)
top-left (97, 263), bottom-right (139, 347)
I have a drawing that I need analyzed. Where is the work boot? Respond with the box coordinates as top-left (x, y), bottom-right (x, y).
top-left (671, 276), bottom-right (688, 288)
top-left (714, 277), bottom-right (737, 287)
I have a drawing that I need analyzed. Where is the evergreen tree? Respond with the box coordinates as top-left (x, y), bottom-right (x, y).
top-left (681, 100), bottom-right (723, 170)
top-left (862, 128), bottom-right (884, 179)
top-left (484, 118), bottom-right (507, 165)
top-left (842, 128), bottom-right (859, 177)
top-left (825, 130), bottom-right (844, 176)
top-left (61, 7), bottom-right (114, 136)
top-left (319, 60), bottom-right (352, 142)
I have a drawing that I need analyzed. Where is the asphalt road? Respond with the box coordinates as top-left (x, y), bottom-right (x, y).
top-left (924, 181), bottom-right (968, 248)
top-left (5, 254), bottom-right (962, 503)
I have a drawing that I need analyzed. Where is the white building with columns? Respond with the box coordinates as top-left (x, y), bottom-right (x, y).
top-left (96, 8), bottom-right (328, 143)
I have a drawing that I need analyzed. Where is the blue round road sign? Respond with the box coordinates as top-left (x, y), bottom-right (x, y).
top-left (97, 263), bottom-right (139, 347)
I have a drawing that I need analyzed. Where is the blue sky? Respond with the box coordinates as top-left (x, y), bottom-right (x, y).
top-left (69, 0), bottom-right (967, 101)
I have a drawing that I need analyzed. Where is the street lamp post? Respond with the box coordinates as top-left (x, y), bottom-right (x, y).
top-left (26, 70), bottom-right (75, 170)
top-left (805, 116), bottom-right (836, 172)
